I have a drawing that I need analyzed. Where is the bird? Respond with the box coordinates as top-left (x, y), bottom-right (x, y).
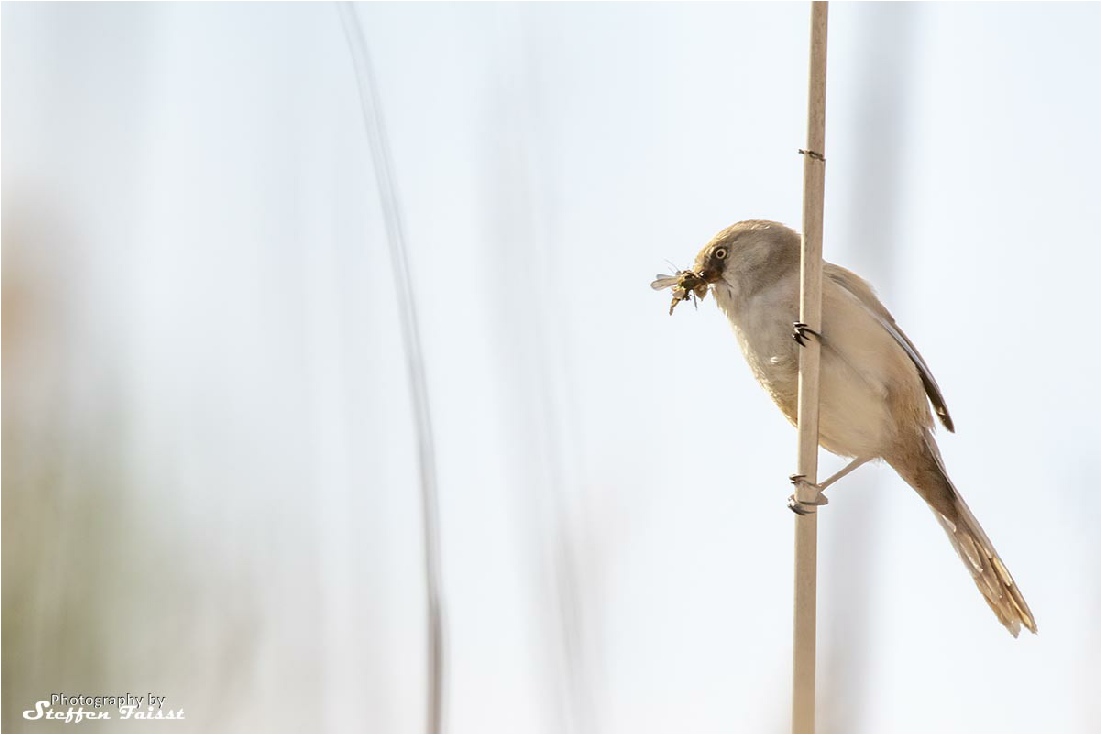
top-left (656, 218), bottom-right (1036, 637)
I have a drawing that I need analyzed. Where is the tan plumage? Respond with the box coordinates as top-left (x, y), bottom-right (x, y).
top-left (689, 219), bottom-right (1036, 636)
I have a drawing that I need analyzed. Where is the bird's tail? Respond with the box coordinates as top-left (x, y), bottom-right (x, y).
top-left (934, 494), bottom-right (1037, 637)
top-left (891, 433), bottom-right (1037, 637)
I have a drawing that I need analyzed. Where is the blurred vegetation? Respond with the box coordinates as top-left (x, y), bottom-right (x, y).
top-left (3, 247), bottom-right (119, 732)
top-left (1, 232), bottom-right (256, 733)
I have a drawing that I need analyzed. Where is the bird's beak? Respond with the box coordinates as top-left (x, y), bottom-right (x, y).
top-left (697, 263), bottom-right (723, 285)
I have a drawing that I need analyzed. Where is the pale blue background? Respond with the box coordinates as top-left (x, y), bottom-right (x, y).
top-left (3, 2), bottom-right (1098, 732)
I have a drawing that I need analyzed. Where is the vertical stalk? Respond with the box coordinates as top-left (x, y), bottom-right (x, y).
top-left (338, 5), bottom-right (446, 732)
top-left (793, 3), bottom-right (828, 733)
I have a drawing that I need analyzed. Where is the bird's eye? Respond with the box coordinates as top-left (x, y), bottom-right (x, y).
top-left (714, 247), bottom-right (728, 260)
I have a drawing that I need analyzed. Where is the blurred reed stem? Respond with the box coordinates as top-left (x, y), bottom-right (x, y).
top-left (338, 5), bottom-right (446, 732)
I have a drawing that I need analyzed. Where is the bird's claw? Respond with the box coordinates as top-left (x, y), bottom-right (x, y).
top-left (792, 322), bottom-right (820, 346)
top-left (788, 474), bottom-right (829, 515)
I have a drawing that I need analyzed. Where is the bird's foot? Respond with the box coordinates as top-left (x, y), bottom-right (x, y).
top-left (788, 474), bottom-right (829, 515)
top-left (792, 322), bottom-right (820, 347)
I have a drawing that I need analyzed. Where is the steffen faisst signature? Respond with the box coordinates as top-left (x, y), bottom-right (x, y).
top-left (23, 694), bottom-right (185, 724)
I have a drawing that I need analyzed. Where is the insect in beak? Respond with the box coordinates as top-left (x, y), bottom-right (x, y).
top-left (651, 270), bottom-right (709, 315)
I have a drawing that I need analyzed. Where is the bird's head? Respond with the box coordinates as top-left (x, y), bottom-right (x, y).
top-left (692, 219), bottom-right (801, 299)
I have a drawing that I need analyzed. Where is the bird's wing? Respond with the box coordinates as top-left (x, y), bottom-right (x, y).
top-left (825, 264), bottom-right (955, 432)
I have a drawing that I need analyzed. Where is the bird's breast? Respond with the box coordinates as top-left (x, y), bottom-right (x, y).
top-left (714, 274), bottom-right (902, 460)
top-left (714, 279), bottom-right (802, 423)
